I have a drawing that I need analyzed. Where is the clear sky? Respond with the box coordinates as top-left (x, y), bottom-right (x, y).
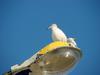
top-left (0, 0), bottom-right (100, 75)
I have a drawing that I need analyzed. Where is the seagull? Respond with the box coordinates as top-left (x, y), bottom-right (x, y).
top-left (49, 24), bottom-right (77, 48)
top-left (67, 38), bottom-right (77, 47)
top-left (48, 24), bottom-right (68, 42)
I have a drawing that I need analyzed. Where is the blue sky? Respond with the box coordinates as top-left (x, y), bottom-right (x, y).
top-left (0, 0), bottom-right (100, 75)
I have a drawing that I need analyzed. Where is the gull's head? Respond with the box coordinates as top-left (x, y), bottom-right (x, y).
top-left (48, 24), bottom-right (58, 29)
top-left (68, 38), bottom-right (76, 41)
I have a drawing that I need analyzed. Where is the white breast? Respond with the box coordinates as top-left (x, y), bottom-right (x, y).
top-left (51, 28), bottom-right (67, 42)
